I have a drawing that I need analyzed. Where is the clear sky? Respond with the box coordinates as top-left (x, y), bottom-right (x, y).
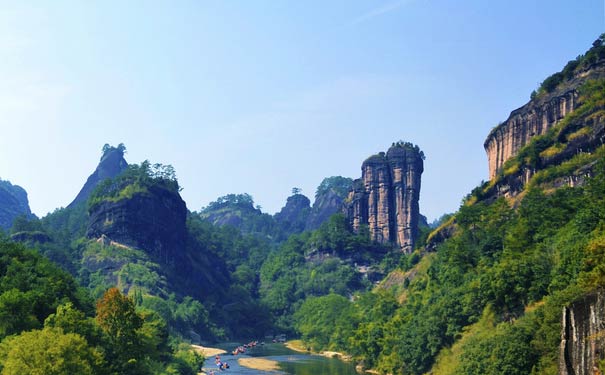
top-left (0, 1), bottom-right (603, 221)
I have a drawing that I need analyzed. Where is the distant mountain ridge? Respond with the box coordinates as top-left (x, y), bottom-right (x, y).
top-left (0, 179), bottom-right (33, 230)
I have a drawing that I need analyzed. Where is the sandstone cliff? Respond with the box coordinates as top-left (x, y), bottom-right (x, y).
top-left (484, 51), bottom-right (605, 181)
top-left (345, 142), bottom-right (424, 253)
top-left (69, 144), bottom-right (128, 208)
top-left (87, 183), bottom-right (187, 265)
top-left (275, 193), bottom-right (311, 234)
top-left (305, 176), bottom-right (353, 231)
top-left (560, 290), bottom-right (605, 375)
top-left (0, 179), bottom-right (33, 230)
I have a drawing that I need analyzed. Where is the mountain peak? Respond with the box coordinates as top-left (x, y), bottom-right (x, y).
top-left (68, 143), bottom-right (128, 208)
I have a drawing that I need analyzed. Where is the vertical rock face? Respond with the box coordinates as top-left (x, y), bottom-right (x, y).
top-left (0, 180), bottom-right (33, 230)
top-left (274, 194), bottom-right (311, 235)
top-left (560, 290), bottom-right (605, 375)
top-left (86, 185), bottom-right (187, 265)
top-left (345, 142), bottom-right (424, 253)
top-left (69, 145), bottom-right (128, 208)
top-left (484, 59), bottom-right (605, 180)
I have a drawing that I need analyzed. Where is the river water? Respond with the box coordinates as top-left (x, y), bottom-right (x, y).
top-left (204, 343), bottom-right (359, 375)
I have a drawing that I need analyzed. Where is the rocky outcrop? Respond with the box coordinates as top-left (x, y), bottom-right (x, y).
top-left (86, 184), bottom-right (187, 264)
top-left (69, 145), bottom-right (128, 208)
top-left (345, 142), bottom-right (424, 253)
top-left (306, 189), bottom-right (345, 231)
top-left (560, 290), bottom-right (605, 375)
top-left (0, 179), bottom-right (33, 230)
top-left (305, 176), bottom-right (353, 231)
top-left (275, 194), bottom-right (310, 234)
top-left (484, 58), bottom-right (605, 180)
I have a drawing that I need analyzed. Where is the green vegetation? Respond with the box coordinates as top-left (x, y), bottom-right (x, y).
top-left (534, 33), bottom-right (604, 96)
top-left (0, 242), bottom-right (203, 374)
top-left (485, 78), bottom-right (605, 200)
top-left (290, 161), bottom-right (605, 374)
top-left (315, 176), bottom-right (354, 199)
top-left (88, 161), bottom-right (180, 212)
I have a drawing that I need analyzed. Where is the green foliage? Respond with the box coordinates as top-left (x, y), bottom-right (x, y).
top-left (291, 159), bottom-right (605, 374)
top-left (0, 327), bottom-right (104, 375)
top-left (315, 176), bottom-right (353, 199)
top-left (535, 34), bottom-right (605, 95)
top-left (88, 160), bottom-right (180, 212)
top-left (259, 216), bottom-right (379, 332)
top-left (0, 241), bottom-right (91, 340)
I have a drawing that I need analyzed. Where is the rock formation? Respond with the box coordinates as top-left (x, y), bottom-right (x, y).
top-left (275, 193), bottom-right (311, 234)
top-left (0, 179), bottom-right (33, 230)
top-left (87, 184), bottom-right (187, 265)
top-left (69, 144), bottom-right (128, 208)
top-left (560, 290), bottom-right (605, 375)
top-left (345, 142), bottom-right (424, 253)
top-left (484, 57), bottom-right (605, 180)
top-left (305, 176), bottom-right (353, 231)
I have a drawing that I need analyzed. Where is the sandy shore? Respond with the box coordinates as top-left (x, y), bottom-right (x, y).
top-left (191, 344), bottom-right (227, 358)
top-left (238, 357), bottom-right (280, 371)
top-left (285, 340), bottom-right (352, 361)
top-left (284, 339), bottom-right (309, 353)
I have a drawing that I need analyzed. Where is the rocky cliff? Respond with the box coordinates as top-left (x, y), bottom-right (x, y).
top-left (87, 184), bottom-right (187, 265)
top-left (275, 193), bottom-right (310, 234)
top-left (560, 290), bottom-right (605, 375)
top-left (0, 179), bottom-right (33, 230)
top-left (484, 47), bottom-right (605, 180)
top-left (305, 176), bottom-right (353, 231)
top-left (69, 144), bottom-right (128, 208)
top-left (345, 142), bottom-right (424, 253)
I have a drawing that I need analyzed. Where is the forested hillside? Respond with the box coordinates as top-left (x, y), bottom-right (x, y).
top-left (288, 35), bottom-right (605, 375)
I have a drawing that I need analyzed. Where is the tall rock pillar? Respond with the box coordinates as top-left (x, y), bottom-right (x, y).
top-left (346, 142), bottom-right (424, 253)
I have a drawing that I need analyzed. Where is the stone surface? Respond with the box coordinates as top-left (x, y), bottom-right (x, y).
top-left (68, 146), bottom-right (128, 208)
top-left (484, 58), bottom-right (605, 180)
top-left (345, 143), bottom-right (424, 252)
top-left (86, 184), bottom-right (187, 264)
top-left (560, 290), bottom-right (605, 375)
top-left (0, 179), bottom-right (33, 230)
top-left (305, 189), bottom-right (347, 231)
top-left (274, 194), bottom-right (310, 234)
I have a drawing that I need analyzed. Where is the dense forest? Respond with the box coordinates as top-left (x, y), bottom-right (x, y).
top-left (0, 35), bottom-right (603, 375)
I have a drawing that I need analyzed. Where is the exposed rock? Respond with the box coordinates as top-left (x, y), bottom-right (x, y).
top-left (0, 179), bottom-right (33, 230)
top-left (274, 194), bottom-right (310, 234)
top-left (345, 142), bottom-right (424, 253)
top-left (484, 58), bottom-right (605, 180)
top-left (305, 177), bottom-right (353, 231)
top-left (10, 231), bottom-right (51, 243)
top-left (69, 144), bottom-right (128, 208)
top-left (86, 184), bottom-right (187, 264)
top-left (560, 289), bottom-right (605, 375)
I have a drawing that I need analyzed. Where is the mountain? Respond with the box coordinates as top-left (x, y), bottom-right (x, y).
top-left (274, 193), bottom-right (311, 234)
top-left (68, 144), bottom-right (128, 208)
top-left (345, 141), bottom-right (424, 252)
top-left (0, 179), bottom-right (33, 231)
top-left (198, 193), bottom-right (277, 238)
top-left (289, 35), bottom-right (605, 375)
top-left (305, 176), bottom-right (353, 231)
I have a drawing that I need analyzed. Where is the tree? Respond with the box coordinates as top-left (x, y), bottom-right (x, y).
top-left (292, 187), bottom-right (302, 195)
top-left (95, 288), bottom-right (144, 374)
top-left (0, 328), bottom-right (104, 375)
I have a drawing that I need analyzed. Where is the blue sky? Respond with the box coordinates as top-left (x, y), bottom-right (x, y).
top-left (0, 0), bottom-right (603, 221)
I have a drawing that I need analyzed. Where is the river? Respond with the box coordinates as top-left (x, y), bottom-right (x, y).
top-left (203, 342), bottom-right (360, 375)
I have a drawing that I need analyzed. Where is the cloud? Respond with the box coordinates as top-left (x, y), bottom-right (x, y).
top-left (350, 0), bottom-right (416, 26)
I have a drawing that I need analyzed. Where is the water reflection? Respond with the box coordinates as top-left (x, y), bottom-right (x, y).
top-left (205, 343), bottom-right (359, 375)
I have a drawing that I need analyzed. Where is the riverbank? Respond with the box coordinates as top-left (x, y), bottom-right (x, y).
top-left (238, 357), bottom-right (280, 371)
top-left (191, 344), bottom-right (226, 358)
top-left (285, 340), bottom-right (352, 361)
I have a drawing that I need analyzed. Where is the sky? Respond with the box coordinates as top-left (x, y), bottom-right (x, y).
top-left (0, 0), bottom-right (603, 222)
